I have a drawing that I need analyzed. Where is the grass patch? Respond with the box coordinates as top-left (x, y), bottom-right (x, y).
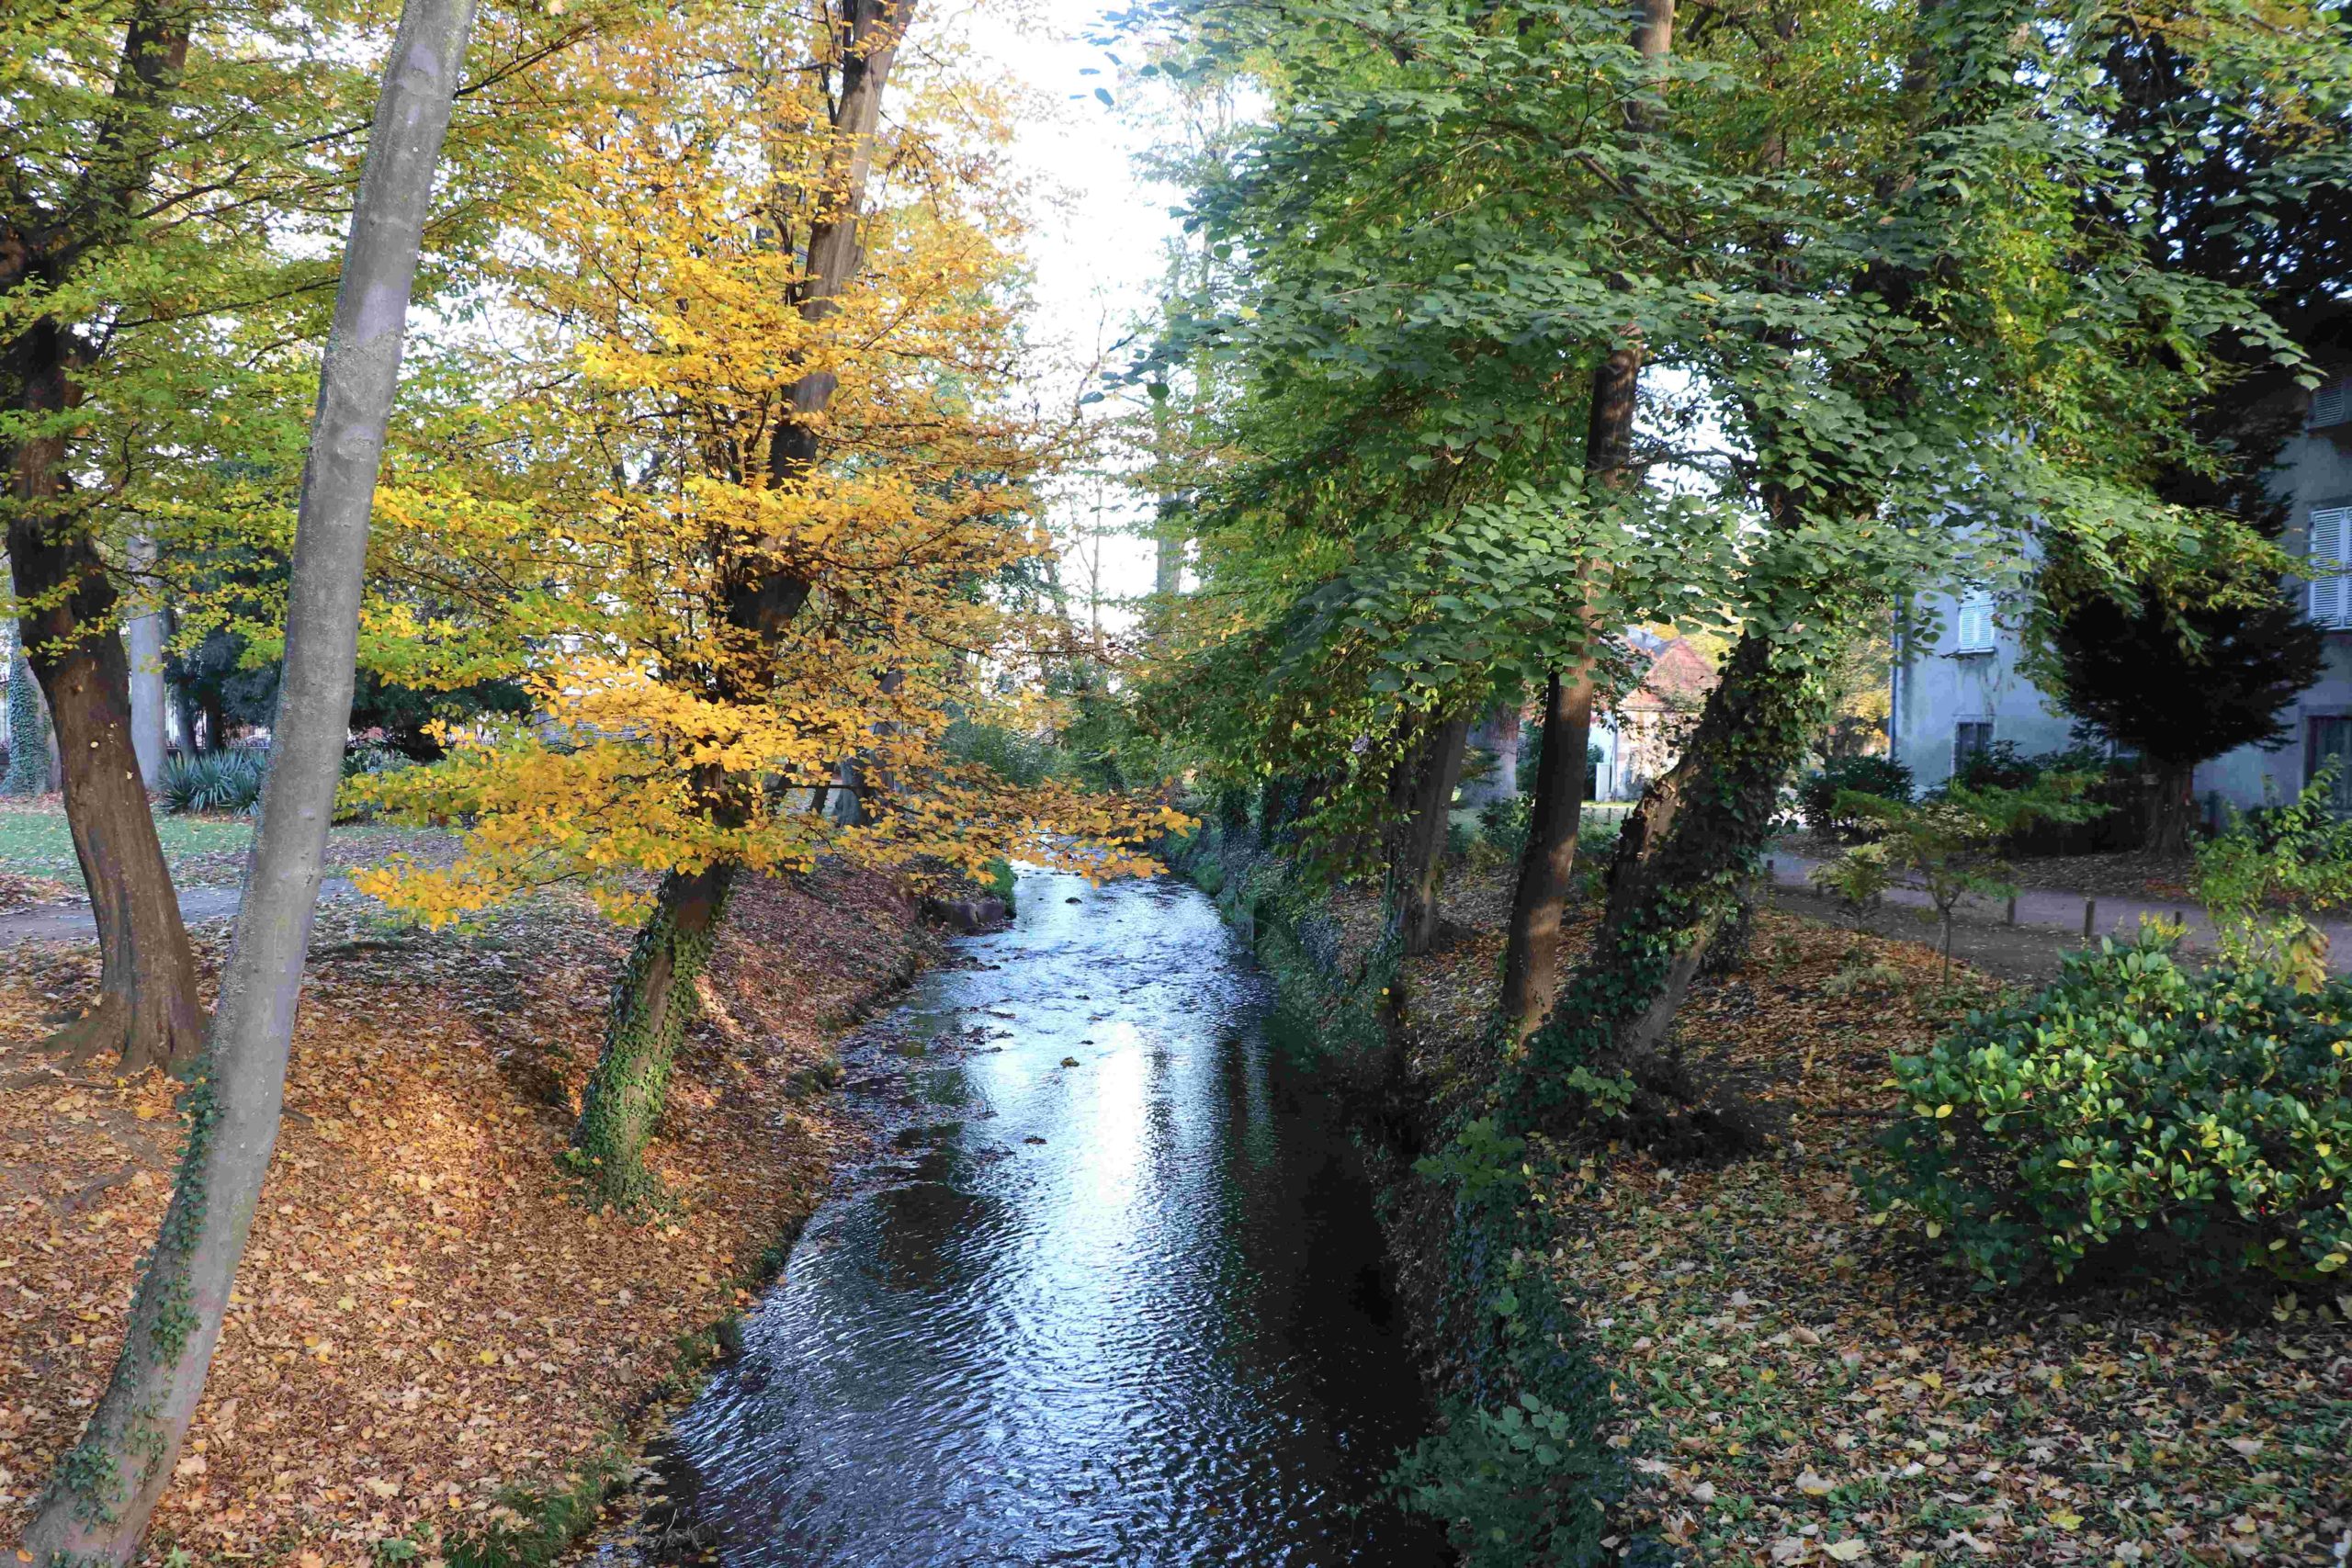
top-left (0, 798), bottom-right (256, 880)
top-left (0, 797), bottom-right (438, 889)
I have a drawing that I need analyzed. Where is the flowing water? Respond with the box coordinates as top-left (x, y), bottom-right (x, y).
top-left (653, 868), bottom-right (1445, 1566)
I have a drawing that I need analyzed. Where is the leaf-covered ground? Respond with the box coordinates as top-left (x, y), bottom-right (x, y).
top-left (1383, 867), bottom-right (2352, 1567)
top-left (0, 864), bottom-right (930, 1565)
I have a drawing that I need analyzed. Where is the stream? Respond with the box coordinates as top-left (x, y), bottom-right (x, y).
top-left (650, 868), bottom-right (1445, 1565)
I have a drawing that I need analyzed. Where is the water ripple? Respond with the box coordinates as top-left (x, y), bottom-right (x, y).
top-left (660, 871), bottom-right (1443, 1567)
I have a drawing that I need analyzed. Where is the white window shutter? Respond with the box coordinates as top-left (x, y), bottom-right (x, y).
top-left (2313, 378), bottom-right (2352, 431)
top-left (2311, 508), bottom-right (2351, 629)
top-left (1953, 592), bottom-right (1994, 652)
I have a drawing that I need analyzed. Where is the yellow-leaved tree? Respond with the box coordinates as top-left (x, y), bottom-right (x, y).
top-left (353, 0), bottom-right (1179, 1202)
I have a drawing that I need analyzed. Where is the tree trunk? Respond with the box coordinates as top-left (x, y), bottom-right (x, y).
top-left (1391, 712), bottom-right (1470, 956)
top-left (1498, 671), bottom-right (1596, 1038)
top-left (173, 681), bottom-right (199, 756)
top-left (26, 593), bottom-right (204, 1071)
top-left (2146, 762), bottom-right (2194, 854)
top-left (572, 863), bottom-right (734, 1203)
top-left (8, 333), bottom-right (202, 1071)
top-left (14, 2), bottom-right (473, 1558)
top-left (573, 0), bottom-right (920, 1198)
top-left (1491, 702), bottom-right (1521, 800)
top-left (1493, 0), bottom-right (1659, 1038)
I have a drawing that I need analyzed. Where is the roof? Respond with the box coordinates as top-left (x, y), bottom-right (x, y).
top-left (1616, 637), bottom-right (1718, 714)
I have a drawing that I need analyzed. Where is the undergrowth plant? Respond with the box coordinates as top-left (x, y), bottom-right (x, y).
top-left (1818, 776), bottom-right (2104, 976)
top-left (158, 750), bottom-right (268, 815)
top-left (1873, 930), bottom-right (2352, 1288)
top-left (2194, 766), bottom-right (2352, 992)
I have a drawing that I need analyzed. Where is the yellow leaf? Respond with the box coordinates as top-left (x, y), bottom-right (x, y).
top-left (1934, 1103), bottom-right (1953, 1119)
top-left (1824, 1542), bottom-right (1868, 1562)
top-left (2051, 1511), bottom-right (2083, 1530)
top-left (477, 1348), bottom-right (499, 1365)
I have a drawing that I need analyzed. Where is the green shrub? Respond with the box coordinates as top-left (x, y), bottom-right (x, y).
top-left (2194, 767), bottom-right (2352, 991)
top-left (342, 739), bottom-right (413, 780)
top-left (1479, 795), bottom-right (1532, 860)
top-left (1798, 753), bottom-right (1911, 838)
top-left (942, 717), bottom-right (1062, 787)
top-left (159, 750), bottom-right (268, 814)
top-left (1873, 932), bottom-right (2352, 1288)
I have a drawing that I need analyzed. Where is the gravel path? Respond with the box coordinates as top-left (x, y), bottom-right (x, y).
top-left (0, 879), bottom-right (368, 948)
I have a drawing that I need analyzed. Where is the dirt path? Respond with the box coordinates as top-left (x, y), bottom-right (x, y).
top-left (1763, 852), bottom-right (2352, 981)
top-left (0, 879), bottom-right (366, 947)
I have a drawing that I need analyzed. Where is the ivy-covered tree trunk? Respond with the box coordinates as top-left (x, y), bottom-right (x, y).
top-left (1498, 670), bottom-right (1595, 1038)
top-left (1390, 711), bottom-right (1469, 956)
top-left (1598, 621), bottom-right (1830, 1050)
top-left (1502, 559), bottom-right (1852, 1143)
top-left (5, 649), bottom-right (52, 794)
top-left (14, 0), bottom-right (472, 1556)
top-left (572, 863), bottom-right (734, 1204)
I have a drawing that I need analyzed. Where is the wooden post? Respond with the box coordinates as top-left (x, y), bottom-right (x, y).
top-left (2083, 897), bottom-right (2097, 940)
top-left (2005, 894), bottom-right (2016, 926)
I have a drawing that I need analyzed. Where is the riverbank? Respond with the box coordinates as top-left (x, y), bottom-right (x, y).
top-left (0, 863), bottom-right (933, 1566)
top-left (1180, 828), bottom-right (2352, 1566)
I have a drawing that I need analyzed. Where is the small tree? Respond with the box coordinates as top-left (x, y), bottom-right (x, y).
top-left (2040, 559), bottom-right (2324, 854)
top-left (1819, 777), bottom-right (2105, 978)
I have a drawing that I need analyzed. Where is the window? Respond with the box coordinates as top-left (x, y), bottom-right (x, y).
top-left (2313, 377), bottom-right (2352, 431)
top-left (1952, 592), bottom-right (1996, 653)
top-left (1954, 720), bottom-right (1994, 771)
top-left (2312, 718), bottom-right (2352, 817)
top-left (2309, 505), bottom-right (2352, 629)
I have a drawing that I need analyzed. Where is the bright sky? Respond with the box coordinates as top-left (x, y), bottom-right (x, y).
top-left (955, 0), bottom-right (1193, 629)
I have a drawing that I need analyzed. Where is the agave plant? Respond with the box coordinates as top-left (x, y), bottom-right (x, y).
top-left (159, 750), bottom-right (269, 815)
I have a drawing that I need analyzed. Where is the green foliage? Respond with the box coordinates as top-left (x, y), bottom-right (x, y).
top-left (1478, 795), bottom-right (1532, 861)
top-left (1394, 1192), bottom-right (1622, 1567)
top-left (1819, 777), bottom-right (2106, 970)
top-left (158, 750), bottom-right (267, 815)
top-left (1808, 839), bottom-right (1894, 908)
top-left (2194, 768), bottom-right (2352, 991)
top-left (1874, 932), bottom-right (2352, 1288)
top-left (1413, 1117), bottom-right (1529, 1203)
top-left (982, 856), bottom-right (1017, 910)
top-left (942, 717), bottom-right (1063, 788)
top-left (1799, 754), bottom-right (1912, 839)
top-left (1394, 1389), bottom-right (1616, 1568)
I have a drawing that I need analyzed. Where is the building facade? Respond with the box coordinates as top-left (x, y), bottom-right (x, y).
top-left (1890, 379), bottom-right (2352, 817)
